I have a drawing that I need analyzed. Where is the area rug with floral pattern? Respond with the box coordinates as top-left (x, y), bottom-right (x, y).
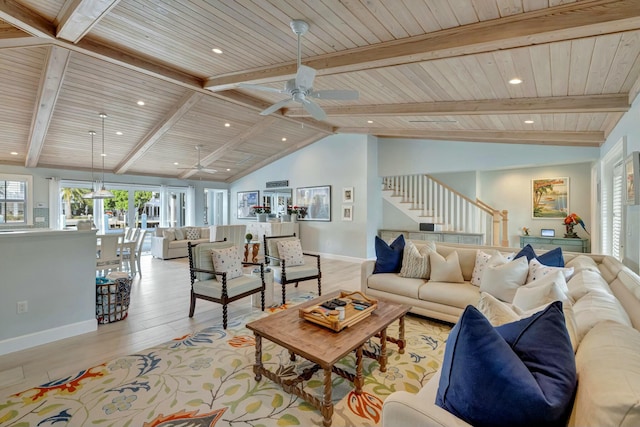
top-left (0, 295), bottom-right (451, 427)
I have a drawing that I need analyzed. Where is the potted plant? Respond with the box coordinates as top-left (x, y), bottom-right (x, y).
top-left (245, 233), bottom-right (253, 243)
top-left (251, 206), bottom-right (271, 222)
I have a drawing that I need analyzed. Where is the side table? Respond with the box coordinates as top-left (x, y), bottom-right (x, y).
top-left (252, 268), bottom-right (274, 308)
top-left (244, 242), bottom-right (260, 263)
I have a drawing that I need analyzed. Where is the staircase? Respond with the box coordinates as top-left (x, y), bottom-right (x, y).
top-left (382, 174), bottom-right (509, 246)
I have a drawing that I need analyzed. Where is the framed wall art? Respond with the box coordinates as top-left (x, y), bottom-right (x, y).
top-left (295, 185), bottom-right (331, 221)
top-left (342, 187), bottom-right (354, 203)
top-left (342, 205), bottom-right (353, 221)
top-left (532, 177), bottom-right (569, 218)
top-left (237, 190), bottom-right (259, 219)
top-left (625, 151), bottom-right (640, 205)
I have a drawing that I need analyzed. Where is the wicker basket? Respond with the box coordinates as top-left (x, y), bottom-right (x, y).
top-left (96, 274), bottom-right (132, 324)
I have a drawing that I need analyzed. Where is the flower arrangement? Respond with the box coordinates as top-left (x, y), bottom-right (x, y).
top-left (287, 205), bottom-right (300, 215)
top-left (563, 213), bottom-right (589, 238)
top-left (251, 206), bottom-right (271, 214)
top-left (522, 226), bottom-right (530, 236)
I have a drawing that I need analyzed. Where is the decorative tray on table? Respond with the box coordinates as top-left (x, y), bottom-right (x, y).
top-left (299, 290), bottom-right (378, 332)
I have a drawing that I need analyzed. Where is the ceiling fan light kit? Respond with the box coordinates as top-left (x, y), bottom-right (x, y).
top-left (239, 20), bottom-right (359, 121)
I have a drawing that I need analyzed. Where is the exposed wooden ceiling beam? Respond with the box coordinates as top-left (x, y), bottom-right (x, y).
top-left (0, 0), bottom-right (55, 38)
top-left (25, 46), bottom-right (70, 168)
top-left (0, 36), bottom-right (50, 49)
top-left (226, 132), bottom-right (327, 182)
top-left (339, 128), bottom-right (604, 147)
top-left (179, 116), bottom-right (279, 180)
top-left (56, 0), bottom-right (121, 43)
top-left (214, 89), bottom-right (335, 134)
top-left (114, 92), bottom-right (204, 174)
top-left (285, 94), bottom-right (629, 118)
top-left (205, 0), bottom-right (640, 90)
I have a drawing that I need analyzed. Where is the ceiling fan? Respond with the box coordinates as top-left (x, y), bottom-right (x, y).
top-left (238, 20), bottom-right (359, 121)
top-left (178, 145), bottom-right (217, 174)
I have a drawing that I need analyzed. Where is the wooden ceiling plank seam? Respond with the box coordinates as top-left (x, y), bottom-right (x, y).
top-left (360, 0), bottom-right (410, 39)
top-left (384, 0), bottom-right (430, 36)
top-left (336, 0), bottom-right (395, 41)
top-left (179, 115), bottom-right (280, 180)
top-left (56, 0), bottom-right (121, 43)
top-left (461, 54), bottom-right (501, 99)
top-left (423, 0), bottom-right (466, 29)
top-left (0, 0), bottom-right (56, 38)
top-left (509, 47), bottom-right (538, 98)
top-left (584, 33), bottom-right (623, 95)
top-left (523, 0), bottom-right (552, 13)
top-left (550, 40), bottom-right (571, 97)
top-left (528, 43), bottom-right (552, 96)
top-left (25, 45), bottom-right (70, 168)
top-left (114, 91), bottom-right (204, 174)
top-left (470, 0), bottom-right (501, 21)
top-left (602, 31), bottom-right (640, 94)
top-left (205, 0), bottom-right (640, 90)
top-left (445, 0), bottom-right (481, 26)
top-left (493, 49), bottom-right (526, 98)
top-left (225, 131), bottom-right (327, 182)
top-left (311, 0), bottom-right (382, 44)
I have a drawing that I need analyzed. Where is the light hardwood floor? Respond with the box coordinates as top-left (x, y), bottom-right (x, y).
top-left (0, 255), bottom-right (362, 397)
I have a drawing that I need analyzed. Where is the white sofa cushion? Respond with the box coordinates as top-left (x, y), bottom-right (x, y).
top-left (479, 255), bottom-right (529, 303)
top-left (368, 273), bottom-right (424, 299)
top-left (572, 289), bottom-right (632, 342)
top-left (565, 255), bottom-right (600, 275)
top-left (470, 250), bottom-right (515, 286)
top-left (430, 251), bottom-right (464, 283)
top-left (419, 282), bottom-right (479, 309)
top-left (174, 227), bottom-right (185, 240)
top-left (567, 270), bottom-right (613, 301)
top-left (571, 321), bottom-right (640, 427)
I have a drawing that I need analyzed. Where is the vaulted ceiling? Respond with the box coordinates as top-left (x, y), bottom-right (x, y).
top-left (1, 0), bottom-right (639, 182)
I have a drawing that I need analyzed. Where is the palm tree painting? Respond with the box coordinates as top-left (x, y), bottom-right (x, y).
top-left (532, 177), bottom-right (569, 218)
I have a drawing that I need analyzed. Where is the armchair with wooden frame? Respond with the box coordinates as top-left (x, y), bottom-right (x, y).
top-left (188, 241), bottom-right (265, 328)
top-left (263, 234), bottom-right (321, 305)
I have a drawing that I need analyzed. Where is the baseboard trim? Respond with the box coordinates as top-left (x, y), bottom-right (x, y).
top-left (0, 319), bottom-right (97, 356)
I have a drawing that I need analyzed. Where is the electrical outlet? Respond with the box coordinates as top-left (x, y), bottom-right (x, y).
top-left (17, 301), bottom-right (28, 314)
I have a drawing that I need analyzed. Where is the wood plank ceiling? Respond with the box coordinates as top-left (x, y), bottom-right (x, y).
top-left (0, 0), bottom-right (639, 182)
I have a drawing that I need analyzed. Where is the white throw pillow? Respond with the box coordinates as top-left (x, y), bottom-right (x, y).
top-left (429, 250), bottom-right (464, 283)
top-left (211, 245), bottom-right (243, 280)
top-left (479, 256), bottom-right (529, 303)
top-left (174, 227), bottom-right (185, 240)
top-left (399, 240), bottom-right (435, 279)
top-left (276, 239), bottom-right (304, 267)
top-left (162, 229), bottom-right (176, 241)
top-left (512, 270), bottom-right (570, 312)
top-left (526, 258), bottom-right (574, 283)
top-left (470, 250), bottom-right (515, 286)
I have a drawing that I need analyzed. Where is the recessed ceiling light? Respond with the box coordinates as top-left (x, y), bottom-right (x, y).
top-left (101, 153), bottom-right (107, 157)
top-left (224, 123), bottom-right (230, 127)
top-left (282, 137), bottom-right (287, 141)
top-left (524, 120), bottom-right (534, 124)
top-left (10, 152), bottom-right (18, 155)
top-left (116, 131), bottom-right (123, 135)
top-left (226, 168), bottom-right (231, 172)
top-left (137, 100), bottom-right (145, 106)
top-left (174, 162), bottom-right (179, 165)
top-left (212, 48), bottom-right (223, 54)
top-left (509, 78), bottom-right (523, 85)
top-left (367, 120), bottom-right (373, 124)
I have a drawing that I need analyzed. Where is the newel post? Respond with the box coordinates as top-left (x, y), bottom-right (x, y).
top-left (492, 211), bottom-right (501, 246)
top-left (501, 210), bottom-right (509, 247)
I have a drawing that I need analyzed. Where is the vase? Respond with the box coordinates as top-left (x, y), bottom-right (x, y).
top-left (281, 214), bottom-right (291, 222)
top-left (257, 213), bottom-right (267, 222)
top-left (291, 215), bottom-right (297, 223)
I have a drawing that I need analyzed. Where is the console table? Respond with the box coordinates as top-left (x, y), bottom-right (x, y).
top-left (379, 229), bottom-right (484, 245)
top-left (520, 236), bottom-right (590, 253)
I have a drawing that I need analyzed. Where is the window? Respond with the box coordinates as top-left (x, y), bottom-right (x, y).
top-left (0, 174), bottom-right (32, 225)
top-left (612, 161), bottom-right (624, 259)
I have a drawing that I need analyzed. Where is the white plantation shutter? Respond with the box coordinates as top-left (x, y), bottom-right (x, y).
top-left (612, 161), bottom-right (624, 260)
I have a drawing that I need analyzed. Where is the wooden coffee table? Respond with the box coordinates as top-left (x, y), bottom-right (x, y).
top-left (246, 291), bottom-right (410, 427)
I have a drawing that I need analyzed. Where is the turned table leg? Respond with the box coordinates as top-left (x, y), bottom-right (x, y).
top-left (379, 328), bottom-right (388, 373)
top-left (322, 367), bottom-right (333, 427)
top-left (398, 315), bottom-right (406, 354)
top-left (253, 334), bottom-right (262, 381)
top-left (354, 346), bottom-right (364, 394)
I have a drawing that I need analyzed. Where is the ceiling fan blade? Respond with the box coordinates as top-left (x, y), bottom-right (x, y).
top-left (238, 83), bottom-right (285, 94)
top-left (260, 98), bottom-right (294, 116)
top-left (295, 65), bottom-right (316, 89)
top-left (302, 99), bottom-right (327, 121)
top-left (201, 168), bottom-right (217, 174)
top-left (309, 89), bottom-right (359, 100)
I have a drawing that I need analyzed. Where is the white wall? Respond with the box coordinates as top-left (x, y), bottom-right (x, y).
top-left (230, 134), bottom-right (375, 259)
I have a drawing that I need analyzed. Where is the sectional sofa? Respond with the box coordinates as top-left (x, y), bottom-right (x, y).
top-left (150, 226), bottom-right (211, 260)
top-left (361, 240), bottom-right (640, 427)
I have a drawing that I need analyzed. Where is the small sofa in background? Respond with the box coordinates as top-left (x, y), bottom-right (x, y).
top-left (151, 226), bottom-right (211, 260)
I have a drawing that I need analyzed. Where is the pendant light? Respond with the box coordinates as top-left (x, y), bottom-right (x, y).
top-left (92, 113), bottom-right (114, 199)
top-left (82, 130), bottom-right (97, 199)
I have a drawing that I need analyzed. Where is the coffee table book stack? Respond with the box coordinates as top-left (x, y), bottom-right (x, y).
top-left (246, 291), bottom-right (410, 427)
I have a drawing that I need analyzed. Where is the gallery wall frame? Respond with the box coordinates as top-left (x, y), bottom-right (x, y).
top-left (295, 185), bottom-right (331, 221)
top-left (342, 187), bottom-right (354, 203)
top-left (625, 151), bottom-right (640, 205)
top-left (342, 205), bottom-right (353, 221)
top-left (532, 177), bottom-right (569, 219)
top-left (237, 190), bottom-right (259, 219)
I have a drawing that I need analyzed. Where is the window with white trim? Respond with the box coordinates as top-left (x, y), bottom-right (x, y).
top-left (0, 174), bottom-right (33, 225)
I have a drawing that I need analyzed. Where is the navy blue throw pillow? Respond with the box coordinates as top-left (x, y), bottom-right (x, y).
top-left (373, 235), bottom-right (405, 274)
top-left (515, 244), bottom-right (564, 267)
top-left (436, 303), bottom-right (576, 427)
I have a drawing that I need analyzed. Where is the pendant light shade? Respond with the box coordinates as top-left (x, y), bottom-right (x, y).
top-left (92, 113), bottom-right (114, 199)
top-left (82, 130), bottom-right (97, 199)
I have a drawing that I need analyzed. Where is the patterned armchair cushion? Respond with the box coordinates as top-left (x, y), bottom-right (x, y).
top-left (276, 239), bottom-right (304, 266)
